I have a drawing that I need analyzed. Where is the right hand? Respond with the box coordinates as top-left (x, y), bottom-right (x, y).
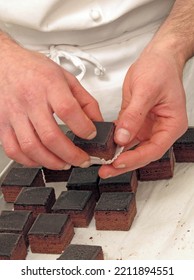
top-left (0, 34), bottom-right (103, 169)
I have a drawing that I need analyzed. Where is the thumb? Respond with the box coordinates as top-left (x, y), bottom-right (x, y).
top-left (115, 91), bottom-right (154, 146)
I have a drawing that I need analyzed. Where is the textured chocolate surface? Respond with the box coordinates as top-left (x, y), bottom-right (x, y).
top-left (57, 244), bottom-right (103, 260)
top-left (95, 192), bottom-right (134, 212)
top-left (99, 171), bottom-right (133, 186)
top-left (42, 167), bottom-right (73, 183)
top-left (0, 210), bottom-right (32, 232)
top-left (73, 122), bottom-right (114, 145)
top-left (1, 168), bottom-right (42, 186)
top-left (67, 166), bottom-right (100, 187)
top-left (14, 187), bottom-right (55, 206)
top-left (52, 190), bottom-right (93, 211)
top-left (71, 121), bottom-right (116, 160)
top-left (28, 213), bottom-right (69, 235)
top-left (0, 233), bottom-right (21, 257)
top-left (174, 127), bottom-right (194, 144)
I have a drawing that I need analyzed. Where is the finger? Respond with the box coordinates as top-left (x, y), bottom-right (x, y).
top-left (0, 125), bottom-right (40, 167)
top-left (63, 70), bottom-right (103, 121)
top-left (48, 79), bottom-right (97, 140)
top-left (115, 88), bottom-right (156, 146)
top-left (27, 103), bottom-right (91, 167)
top-left (9, 112), bottom-right (70, 170)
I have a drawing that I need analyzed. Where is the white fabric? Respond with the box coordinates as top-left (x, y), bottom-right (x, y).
top-left (0, 0), bottom-right (194, 260)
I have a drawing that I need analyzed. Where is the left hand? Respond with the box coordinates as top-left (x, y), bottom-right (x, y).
top-left (99, 47), bottom-right (188, 178)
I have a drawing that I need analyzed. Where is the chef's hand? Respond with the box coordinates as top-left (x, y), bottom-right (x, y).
top-left (99, 47), bottom-right (188, 178)
top-left (0, 33), bottom-right (103, 169)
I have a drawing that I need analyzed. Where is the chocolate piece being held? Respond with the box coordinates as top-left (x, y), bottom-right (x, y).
top-left (28, 213), bottom-right (74, 254)
top-left (0, 233), bottom-right (27, 260)
top-left (137, 147), bottom-right (175, 181)
top-left (0, 210), bottom-right (34, 245)
top-left (0, 167), bottom-right (45, 203)
top-left (98, 170), bottom-right (138, 194)
top-left (52, 190), bottom-right (96, 227)
top-left (14, 187), bottom-right (56, 218)
top-left (173, 127), bottom-right (194, 162)
top-left (57, 244), bottom-right (104, 260)
top-left (71, 121), bottom-right (117, 160)
top-left (94, 192), bottom-right (137, 231)
top-left (66, 166), bottom-right (100, 201)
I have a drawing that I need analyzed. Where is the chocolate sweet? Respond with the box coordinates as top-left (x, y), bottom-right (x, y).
top-left (66, 166), bottom-right (100, 200)
top-left (14, 187), bottom-right (56, 218)
top-left (94, 192), bottom-right (137, 231)
top-left (52, 190), bottom-right (96, 227)
top-left (57, 244), bottom-right (104, 260)
top-left (28, 213), bottom-right (74, 254)
top-left (173, 127), bottom-right (194, 162)
top-left (98, 171), bottom-right (138, 194)
top-left (42, 167), bottom-right (73, 183)
top-left (71, 121), bottom-right (117, 160)
top-left (0, 167), bottom-right (45, 203)
top-left (0, 233), bottom-right (27, 260)
top-left (137, 147), bottom-right (175, 181)
top-left (0, 210), bottom-right (34, 244)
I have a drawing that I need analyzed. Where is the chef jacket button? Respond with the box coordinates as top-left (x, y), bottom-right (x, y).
top-left (90, 9), bottom-right (101, 21)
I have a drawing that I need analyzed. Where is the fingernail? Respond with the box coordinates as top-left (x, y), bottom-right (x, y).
top-left (104, 174), bottom-right (112, 179)
top-left (63, 164), bottom-right (71, 170)
top-left (116, 128), bottom-right (130, 144)
top-left (116, 163), bottom-right (126, 169)
top-left (87, 130), bottom-right (97, 140)
top-left (80, 160), bottom-right (91, 168)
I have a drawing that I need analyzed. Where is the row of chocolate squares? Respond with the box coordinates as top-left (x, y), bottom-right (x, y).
top-left (1, 164), bottom-right (138, 203)
top-left (0, 189), bottom-right (136, 259)
top-left (0, 146), bottom-right (184, 205)
top-left (0, 230), bottom-right (103, 260)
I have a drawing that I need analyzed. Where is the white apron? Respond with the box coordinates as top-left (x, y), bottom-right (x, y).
top-left (0, 0), bottom-right (194, 261)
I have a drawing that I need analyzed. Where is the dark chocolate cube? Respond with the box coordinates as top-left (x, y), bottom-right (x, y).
top-left (66, 166), bottom-right (100, 200)
top-left (14, 187), bottom-right (56, 217)
top-left (98, 170), bottom-right (138, 193)
top-left (94, 192), bottom-right (136, 231)
top-left (42, 167), bottom-right (73, 183)
top-left (57, 244), bottom-right (104, 260)
top-left (173, 127), bottom-right (194, 162)
top-left (72, 121), bottom-right (117, 160)
top-left (0, 210), bottom-right (34, 244)
top-left (28, 213), bottom-right (74, 254)
top-left (52, 190), bottom-right (96, 227)
top-left (137, 147), bottom-right (175, 181)
top-left (0, 233), bottom-right (27, 260)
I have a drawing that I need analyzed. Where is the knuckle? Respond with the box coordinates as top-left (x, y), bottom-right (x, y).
top-left (20, 139), bottom-right (35, 154)
top-left (3, 145), bottom-right (20, 159)
top-left (55, 101), bottom-right (76, 118)
top-left (41, 129), bottom-right (56, 145)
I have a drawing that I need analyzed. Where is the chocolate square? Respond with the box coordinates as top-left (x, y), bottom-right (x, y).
top-left (137, 147), bottom-right (175, 181)
top-left (0, 210), bottom-right (33, 244)
top-left (98, 171), bottom-right (138, 193)
top-left (57, 244), bottom-right (104, 260)
top-left (66, 166), bottom-right (100, 200)
top-left (173, 127), bottom-right (194, 162)
top-left (14, 187), bottom-right (56, 217)
top-left (0, 233), bottom-right (27, 260)
top-left (71, 121), bottom-right (117, 160)
top-left (52, 190), bottom-right (96, 227)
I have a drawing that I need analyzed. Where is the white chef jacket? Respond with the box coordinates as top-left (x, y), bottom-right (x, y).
top-left (0, 1), bottom-right (194, 261)
top-left (2, 0), bottom-right (190, 122)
